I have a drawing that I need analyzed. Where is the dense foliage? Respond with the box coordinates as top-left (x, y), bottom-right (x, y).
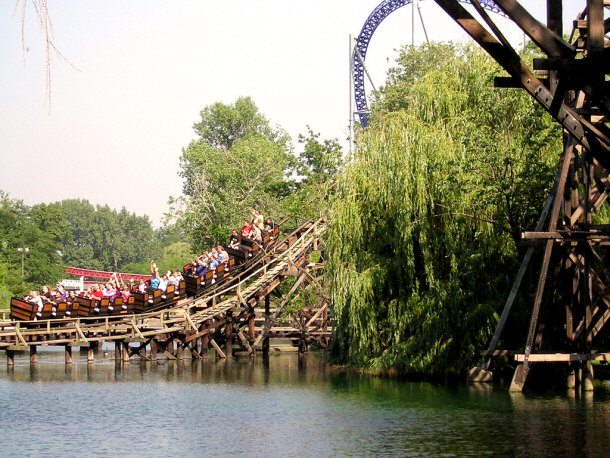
top-left (1, 97), bottom-right (342, 304)
top-left (327, 43), bottom-right (561, 376)
top-left (175, 97), bottom-right (342, 250)
top-left (0, 194), bottom-right (179, 302)
top-left (0, 192), bottom-right (64, 303)
top-left (176, 97), bottom-right (295, 250)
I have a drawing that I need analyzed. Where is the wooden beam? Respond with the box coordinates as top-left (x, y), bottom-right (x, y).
top-left (209, 338), bottom-right (226, 358)
top-left (185, 319), bottom-right (226, 343)
top-left (184, 313), bottom-right (197, 332)
top-left (131, 317), bottom-right (145, 340)
top-left (514, 352), bottom-right (610, 362)
top-left (74, 321), bottom-right (88, 343)
top-left (511, 140), bottom-right (574, 392)
top-left (233, 324), bottom-right (254, 355)
top-left (477, 184), bottom-right (555, 372)
top-left (253, 273), bottom-right (308, 348)
top-left (305, 305), bottom-right (328, 328)
top-left (226, 315), bottom-right (233, 358)
top-left (546, 0), bottom-right (562, 36)
top-left (163, 350), bottom-right (177, 360)
top-left (587, 0), bottom-right (605, 60)
top-left (493, 0), bottom-right (575, 57)
top-left (13, 326), bottom-right (27, 347)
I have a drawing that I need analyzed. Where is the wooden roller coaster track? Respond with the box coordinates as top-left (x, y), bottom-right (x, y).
top-left (434, 1), bottom-right (610, 391)
top-left (0, 219), bottom-right (330, 365)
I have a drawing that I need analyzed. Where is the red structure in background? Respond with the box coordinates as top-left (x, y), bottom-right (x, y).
top-left (65, 266), bottom-right (151, 282)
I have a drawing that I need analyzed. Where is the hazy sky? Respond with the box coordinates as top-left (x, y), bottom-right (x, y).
top-left (0, 1), bottom-right (585, 226)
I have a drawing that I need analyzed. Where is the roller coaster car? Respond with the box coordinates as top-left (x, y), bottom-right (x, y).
top-left (9, 297), bottom-right (38, 321)
top-left (224, 245), bottom-right (247, 263)
top-left (173, 280), bottom-right (186, 300)
top-left (9, 297), bottom-right (71, 321)
top-left (227, 238), bottom-right (260, 262)
top-left (109, 296), bottom-right (123, 315)
top-left (148, 288), bottom-right (163, 306)
top-left (119, 295), bottom-right (135, 315)
top-left (225, 258), bottom-right (235, 276)
top-left (163, 284), bottom-right (175, 302)
top-left (75, 297), bottom-right (96, 317)
top-left (185, 269), bottom-right (214, 296)
top-left (224, 226), bottom-right (278, 265)
top-left (53, 301), bottom-right (68, 319)
top-left (94, 297), bottom-right (110, 315)
top-left (131, 291), bottom-right (149, 313)
top-left (39, 302), bottom-right (55, 320)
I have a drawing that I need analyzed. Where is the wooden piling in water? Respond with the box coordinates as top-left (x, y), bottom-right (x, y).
top-left (201, 328), bottom-right (209, 358)
top-left (150, 339), bottom-right (158, 361)
top-left (115, 341), bottom-right (121, 363)
top-left (226, 314), bottom-right (233, 358)
top-left (65, 345), bottom-right (72, 364)
top-left (122, 342), bottom-right (130, 363)
top-left (176, 340), bottom-right (184, 360)
top-left (248, 311), bottom-right (255, 342)
top-left (30, 345), bottom-right (37, 365)
top-left (583, 361), bottom-right (594, 391)
top-left (7, 349), bottom-right (14, 366)
top-left (165, 340), bottom-right (175, 359)
top-left (263, 295), bottom-right (270, 358)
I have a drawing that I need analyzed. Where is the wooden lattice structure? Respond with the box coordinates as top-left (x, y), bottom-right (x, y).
top-left (433, 1), bottom-right (610, 391)
top-left (0, 220), bottom-right (330, 365)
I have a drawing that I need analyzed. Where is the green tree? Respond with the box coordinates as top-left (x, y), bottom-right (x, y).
top-left (280, 127), bottom-right (345, 222)
top-left (58, 199), bottom-right (157, 272)
top-left (327, 43), bottom-right (560, 376)
top-left (297, 126), bottom-right (343, 185)
top-left (177, 97), bottom-right (295, 250)
top-left (0, 192), bottom-right (63, 293)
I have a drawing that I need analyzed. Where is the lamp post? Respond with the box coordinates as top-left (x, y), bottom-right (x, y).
top-left (17, 247), bottom-right (29, 279)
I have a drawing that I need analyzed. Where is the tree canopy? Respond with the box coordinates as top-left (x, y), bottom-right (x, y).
top-left (0, 193), bottom-right (170, 301)
top-left (327, 43), bottom-right (561, 376)
top-left (176, 96), bottom-right (343, 250)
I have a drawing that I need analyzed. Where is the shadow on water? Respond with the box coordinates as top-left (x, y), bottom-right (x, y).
top-left (0, 348), bottom-right (609, 456)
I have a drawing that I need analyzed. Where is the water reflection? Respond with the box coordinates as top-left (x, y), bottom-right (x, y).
top-left (0, 348), bottom-right (608, 456)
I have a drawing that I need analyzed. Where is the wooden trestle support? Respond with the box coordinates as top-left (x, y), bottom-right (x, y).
top-left (433, 1), bottom-right (610, 391)
top-left (0, 220), bottom-right (330, 366)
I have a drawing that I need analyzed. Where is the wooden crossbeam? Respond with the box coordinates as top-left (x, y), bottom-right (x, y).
top-left (514, 352), bottom-right (610, 362)
top-left (305, 304), bottom-right (328, 329)
top-left (566, 250), bottom-right (610, 342)
top-left (184, 313), bottom-right (197, 332)
top-left (74, 321), bottom-right (88, 343)
top-left (163, 351), bottom-right (177, 360)
top-left (13, 326), bottom-right (27, 346)
top-left (186, 319), bottom-right (226, 343)
top-left (253, 272), bottom-right (308, 348)
top-left (131, 317), bottom-right (145, 340)
top-left (209, 338), bottom-right (226, 358)
top-left (233, 324), bottom-right (253, 354)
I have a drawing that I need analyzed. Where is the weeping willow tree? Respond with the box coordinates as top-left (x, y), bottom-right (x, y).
top-left (328, 43), bottom-right (561, 376)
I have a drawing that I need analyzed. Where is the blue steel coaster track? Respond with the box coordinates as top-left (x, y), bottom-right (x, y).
top-left (353, 0), bottom-right (503, 127)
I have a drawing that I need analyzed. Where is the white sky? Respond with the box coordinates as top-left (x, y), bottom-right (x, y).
top-left (0, 1), bottom-right (585, 227)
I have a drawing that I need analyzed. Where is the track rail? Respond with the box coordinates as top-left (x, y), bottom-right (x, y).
top-left (0, 220), bottom-right (328, 359)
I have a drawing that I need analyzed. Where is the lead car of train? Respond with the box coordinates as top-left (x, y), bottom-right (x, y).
top-left (9, 225), bottom-right (280, 322)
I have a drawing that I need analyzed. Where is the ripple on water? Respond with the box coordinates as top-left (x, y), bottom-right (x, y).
top-left (0, 352), bottom-right (608, 456)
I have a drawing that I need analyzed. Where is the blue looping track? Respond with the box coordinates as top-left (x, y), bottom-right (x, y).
top-left (354, 0), bottom-right (502, 127)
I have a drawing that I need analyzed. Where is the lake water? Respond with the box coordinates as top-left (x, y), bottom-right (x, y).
top-left (0, 348), bottom-right (608, 457)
